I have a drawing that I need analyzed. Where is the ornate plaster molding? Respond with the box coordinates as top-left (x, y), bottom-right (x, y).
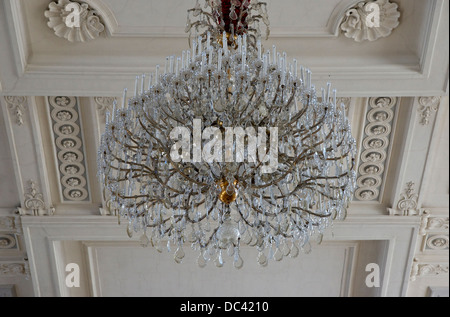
top-left (4, 96), bottom-right (27, 126)
top-left (94, 97), bottom-right (117, 119)
top-left (391, 181), bottom-right (419, 216)
top-left (100, 199), bottom-right (120, 217)
top-left (18, 180), bottom-right (54, 216)
top-left (340, 0), bottom-right (400, 42)
top-left (418, 97), bottom-right (440, 126)
top-left (0, 217), bottom-right (20, 232)
top-left (45, 0), bottom-right (105, 42)
top-left (0, 261), bottom-right (30, 279)
top-left (410, 258), bottom-right (449, 281)
top-left (425, 234), bottom-right (449, 251)
top-left (419, 210), bottom-right (449, 235)
top-left (0, 234), bottom-right (17, 250)
top-left (48, 96), bottom-right (90, 202)
top-left (355, 97), bottom-right (397, 201)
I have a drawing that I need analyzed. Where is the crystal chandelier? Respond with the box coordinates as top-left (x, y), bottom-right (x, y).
top-left (98, 0), bottom-right (357, 268)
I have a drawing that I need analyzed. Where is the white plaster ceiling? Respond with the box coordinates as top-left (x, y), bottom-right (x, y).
top-left (0, 0), bottom-right (448, 96)
top-left (0, 0), bottom-right (448, 298)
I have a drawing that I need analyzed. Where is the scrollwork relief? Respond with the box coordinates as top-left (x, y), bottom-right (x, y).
top-left (340, 0), bottom-right (400, 42)
top-left (410, 258), bottom-right (449, 281)
top-left (418, 97), bottom-right (440, 126)
top-left (45, 0), bottom-right (105, 42)
top-left (4, 96), bottom-right (27, 126)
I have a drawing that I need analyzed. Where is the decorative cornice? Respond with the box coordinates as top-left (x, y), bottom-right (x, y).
top-left (355, 97), bottom-right (397, 201)
top-left (45, 0), bottom-right (105, 42)
top-left (340, 0), bottom-right (400, 42)
top-left (4, 96), bottom-right (27, 126)
top-left (418, 97), bottom-right (440, 126)
top-left (48, 96), bottom-right (90, 202)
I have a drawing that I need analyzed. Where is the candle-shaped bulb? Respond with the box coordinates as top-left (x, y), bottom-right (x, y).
top-left (192, 39), bottom-right (197, 58)
top-left (257, 40), bottom-right (262, 60)
top-left (201, 51), bottom-right (206, 73)
top-left (148, 74), bottom-right (153, 90)
top-left (112, 100), bottom-right (117, 121)
top-left (198, 36), bottom-right (202, 55)
top-left (293, 59), bottom-right (298, 77)
top-left (272, 45), bottom-right (277, 65)
top-left (332, 89), bottom-right (337, 108)
top-left (218, 48), bottom-right (223, 71)
top-left (169, 56), bottom-right (174, 73)
top-left (141, 74), bottom-right (145, 94)
top-left (134, 76), bottom-right (139, 97)
top-left (122, 88), bottom-right (127, 109)
top-left (222, 32), bottom-right (228, 54)
top-left (155, 65), bottom-right (160, 84)
top-left (181, 51), bottom-right (186, 70)
top-left (326, 82), bottom-right (331, 102)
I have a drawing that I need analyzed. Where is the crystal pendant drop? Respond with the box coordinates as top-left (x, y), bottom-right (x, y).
top-left (197, 252), bottom-right (207, 268)
top-left (215, 251), bottom-right (224, 267)
top-left (139, 233), bottom-right (150, 247)
top-left (233, 251), bottom-right (244, 269)
top-left (302, 242), bottom-right (312, 254)
top-left (257, 252), bottom-right (268, 267)
top-left (274, 248), bottom-right (283, 261)
top-left (174, 246), bottom-right (185, 264)
top-left (290, 243), bottom-right (299, 258)
top-left (126, 224), bottom-right (133, 238)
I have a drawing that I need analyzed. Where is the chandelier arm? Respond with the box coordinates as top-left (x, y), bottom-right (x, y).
top-left (243, 191), bottom-right (280, 218)
top-left (138, 105), bottom-right (168, 132)
top-left (168, 159), bottom-right (210, 187)
top-left (199, 227), bottom-right (219, 249)
top-left (185, 197), bottom-right (219, 225)
top-left (271, 76), bottom-right (282, 106)
top-left (248, 150), bottom-right (314, 190)
top-left (291, 205), bottom-right (333, 218)
top-left (106, 143), bottom-right (154, 176)
top-left (236, 92), bottom-right (260, 124)
top-left (159, 102), bottom-right (190, 127)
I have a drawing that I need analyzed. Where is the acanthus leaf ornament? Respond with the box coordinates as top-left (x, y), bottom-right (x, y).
top-left (394, 181), bottom-right (419, 216)
top-left (45, 0), bottom-right (105, 43)
top-left (410, 258), bottom-right (449, 281)
top-left (418, 97), bottom-right (440, 126)
top-left (4, 96), bottom-right (27, 126)
top-left (340, 0), bottom-right (400, 42)
top-left (23, 180), bottom-right (46, 216)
